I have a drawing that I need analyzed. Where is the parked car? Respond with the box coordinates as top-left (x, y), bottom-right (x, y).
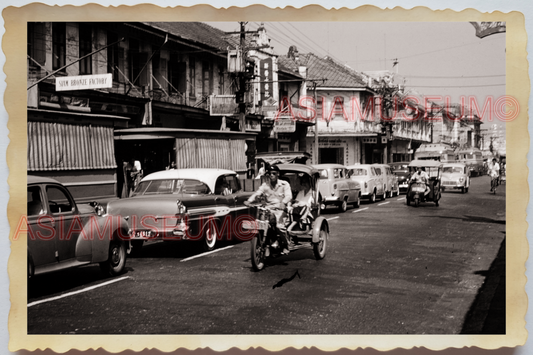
top-left (106, 169), bottom-right (253, 254)
top-left (441, 163), bottom-right (470, 193)
top-left (27, 176), bottom-right (130, 279)
top-left (389, 161), bottom-right (411, 194)
top-left (312, 164), bottom-right (361, 212)
top-left (373, 164), bottom-right (400, 198)
top-left (346, 164), bottom-right (385, 202)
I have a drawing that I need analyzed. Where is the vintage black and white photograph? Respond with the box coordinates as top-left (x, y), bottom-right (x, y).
top-left (9, 4), bottom-right (528, 351)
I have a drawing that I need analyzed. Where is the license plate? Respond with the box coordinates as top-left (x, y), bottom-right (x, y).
top-left (412, 187), bottom-right (425, 192)
top-left (400, 183), bottom-right (408, 188)
top-left (134, 230), bottom-right (157, 239)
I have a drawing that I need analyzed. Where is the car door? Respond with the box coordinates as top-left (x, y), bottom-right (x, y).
top-left (27, 184), bottom-right (57, 268)
top-left (343, 168), bottom-right (358, 202)
top-left (46, 184), bottom-right (79, 263)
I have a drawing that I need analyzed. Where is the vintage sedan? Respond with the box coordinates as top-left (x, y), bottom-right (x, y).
top-left (441, 163), bottom-right (470, 193)
top-left (346, 164), bottom-right (385, 202)
top-left (106, 168), bottom-right (253, 254)
top-left (373, 164), bottom-right (400, 198)
top-left (27, 176), bottom-right (130, 278)
top-left (389, 161), bottom-right (411, 194)
top-left (312, 164), bottom-right (361, 212)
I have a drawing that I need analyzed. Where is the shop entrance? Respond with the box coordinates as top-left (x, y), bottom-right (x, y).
top-left (319, 148), bottom-right (344, 164)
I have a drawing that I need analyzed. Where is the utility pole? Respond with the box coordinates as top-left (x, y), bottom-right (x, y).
top-left (238, 22), bottom-right (247, 132)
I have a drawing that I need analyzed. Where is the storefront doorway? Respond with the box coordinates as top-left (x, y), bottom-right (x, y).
top-left (319, 147), bottom-right (344, 164)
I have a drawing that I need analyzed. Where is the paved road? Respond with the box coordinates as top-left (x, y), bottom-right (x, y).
top-left (28, 175), bottom-right (506, 334)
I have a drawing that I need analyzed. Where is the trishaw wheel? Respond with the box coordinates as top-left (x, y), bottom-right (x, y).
top-left (414, 198), bottom-right (420, 207)
top-left (313, 228), bottom-right (328, 260)
top-left (251, 233), bottom-right (266, 271)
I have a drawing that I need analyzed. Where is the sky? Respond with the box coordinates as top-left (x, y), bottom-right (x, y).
top-left (207, 21), bottom-right (507, 130)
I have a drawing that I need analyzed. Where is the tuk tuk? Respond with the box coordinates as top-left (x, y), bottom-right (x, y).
top-left (406, 160), bottom-right (442, 207)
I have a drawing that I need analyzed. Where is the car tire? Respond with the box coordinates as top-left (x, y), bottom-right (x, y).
top-left (353, 194), bottom-right (360, 208)
top-left (406, 196), bottom-right (411, 206)
top-left (370, 191), bottom-right (376, 203)
top-left (465, 187), bottom-right (469, 193)
top-left (202, 219), bottom-right (218, 252)
top-left (100, 239), bottom-right (126, 276)
top-left (461, 187), bottom-right (465, 194)
top-left (339, 198), bottom-right (348, 213)
top-left (251, 232), bottom-right (266, 271)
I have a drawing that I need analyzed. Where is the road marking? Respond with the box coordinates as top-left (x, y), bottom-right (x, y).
top-left (397, 197), bottom-right (405, 201)
top-left (28, 276), bottom-right (131, 308)
top-left (352, 207), bottom-right (369, 213)
top-left (378, 202), bottom-right (390, 206)
top-left (180, 245), bottom-right (234, 262)
top-left (326, 216), bottom-right (339, 221)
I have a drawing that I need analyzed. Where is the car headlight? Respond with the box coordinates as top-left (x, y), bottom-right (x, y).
top-left (459, 177), bottom-right (465, 183)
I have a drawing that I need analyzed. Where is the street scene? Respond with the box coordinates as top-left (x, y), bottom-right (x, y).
top-left (24, 21), bottom-right (507, 336)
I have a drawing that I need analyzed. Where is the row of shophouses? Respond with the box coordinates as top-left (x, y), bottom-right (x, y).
top-left (26, 21), bottom-right (482, 202)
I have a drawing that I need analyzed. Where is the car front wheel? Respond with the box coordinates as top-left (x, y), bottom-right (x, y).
top-left (202, 219), bottom-right (218, 252)
top-left (100, 239), bottom-right (126, 276)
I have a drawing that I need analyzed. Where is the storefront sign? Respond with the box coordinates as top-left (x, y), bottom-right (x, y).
top-left (56, 74), bottom-right (112, 91)
top-left (209, 95), bottom-right (239, 116)
top-left (273, 117), bottom-right (296, 132)
top-left (260, 58), bottom-right (274, 102)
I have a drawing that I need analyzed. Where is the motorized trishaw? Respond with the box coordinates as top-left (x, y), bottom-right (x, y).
top-left (242, 164), bottom-right (330, 271)
top-left (406, 160), bottom-right (442, 207)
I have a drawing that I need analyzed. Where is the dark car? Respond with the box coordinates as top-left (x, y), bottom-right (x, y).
top-left (27, 176), bottom-right (130, 278)
top-left (106, 168), bottom-right (254, 254)
top-left (389, 162), bottom-right (411, 194)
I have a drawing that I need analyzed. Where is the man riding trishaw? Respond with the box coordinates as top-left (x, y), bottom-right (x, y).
top-left (243, 164), bottom-right (330, 271)
top-left (406, 160), bottom-right (442, 207)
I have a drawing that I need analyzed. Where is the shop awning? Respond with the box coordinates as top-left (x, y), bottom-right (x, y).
top-left (256, 151), bottom-right (311, 165)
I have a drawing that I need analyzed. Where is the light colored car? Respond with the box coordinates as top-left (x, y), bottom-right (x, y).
top-left (312, 164), bottom-right (361, 212)
top-left (441, 163), bottom-right (470, 193)
top-left (373, 164), bottom-right (400, 198)
top-left (107, 168), bottom-right (253, 253)
top-left (346, 164), bottom-right (385, 203)
top-left (27, 176), bottom-right (129, 278)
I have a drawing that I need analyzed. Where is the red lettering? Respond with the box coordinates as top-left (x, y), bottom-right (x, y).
top-left (468, 96), bottom-right (492, 122)
top-left (13, 215), bottom-right (29, 241)
top-left (36, 215), bottom-right (55, 240)
top-left (351, 96), bottom-right (375, 122)
top-left (495, 95), bottom-right (519, 122)
top-left (233, 214), bottom-right (257, 241)
top-left (298, 96), bottom-right (316, 121)
top-left (327, 96), bottom-right (349, 122)
top-left (274, 96), bottom-right (296, 121)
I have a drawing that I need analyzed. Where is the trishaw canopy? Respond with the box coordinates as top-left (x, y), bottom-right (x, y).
top-left (275, 163), bottom-right (320, 177)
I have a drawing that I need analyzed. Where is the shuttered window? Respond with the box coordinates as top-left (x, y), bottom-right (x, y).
top-left (175, 138), bottom-right (246, 172)
top-left (28, 122), bottom-right (117, 171)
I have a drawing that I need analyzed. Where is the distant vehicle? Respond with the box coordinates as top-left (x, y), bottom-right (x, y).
top-left (373, 164), bottom-right (400, 198)
top-left (389, 161), bottom-right (411, 194)
top-left (406, 160), bottom-right (443, 207)
top-left (441, 163), bottom-right (470, 193)
top-left (346, 164), bottom-right (385, 203)
top-left (106, 168), bottom-right (253, 254)
top-left (27, 176), bottom-right (130, 278)
top-left (414, 143), bottom-right (455, 163)
top-left (454, 148), bottom-right (484, 177)
top-left (312, 164), bottom-right (361, 212)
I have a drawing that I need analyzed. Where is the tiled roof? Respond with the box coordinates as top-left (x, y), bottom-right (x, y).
top-left (279, 53), bottom-right (368, 88)
top-left (143, 22), bottom-right (238, 52)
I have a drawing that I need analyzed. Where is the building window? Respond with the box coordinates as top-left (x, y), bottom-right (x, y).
top-left (79, 24), bottom-right (92, 75)
top-left (28, 22), bottom-right (46, 67)
top-left (129, 38), bottom-right (148, 87)
top-left (189, 57), bottom-right (196, 96)
top-left (52, 23), bottom-right (66, 71)
top-left (169, 52), bottom-right (186, 95)
top-left (152, 52), bottom-right (168, 92)
top-left (202, 61), bottom-right (212, 96)
top-left (218, 65), bottom-right (225, 95)
top-left (107, 32), bottom-right (124, 83)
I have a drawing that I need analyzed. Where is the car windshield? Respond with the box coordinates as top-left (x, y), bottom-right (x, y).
top-left (133, 179), bottom-right (211, 196)
top-left (318, 169), bottom-right (329, 179)
top-left (443, 167), bottom-right (464, 174)
top-left (351, 169), bottom-right (367, 176)
top-left (393, 164), bottom-right (409, 171)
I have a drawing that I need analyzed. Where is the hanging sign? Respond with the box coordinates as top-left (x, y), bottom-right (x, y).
top-left (56, 74), bottom-right (112, 91)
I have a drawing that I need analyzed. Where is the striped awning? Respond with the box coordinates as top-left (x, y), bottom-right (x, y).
top-left (175, 138), bottom-right (247, 172)
top-left (28, 121), bottom-right (117, 171)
